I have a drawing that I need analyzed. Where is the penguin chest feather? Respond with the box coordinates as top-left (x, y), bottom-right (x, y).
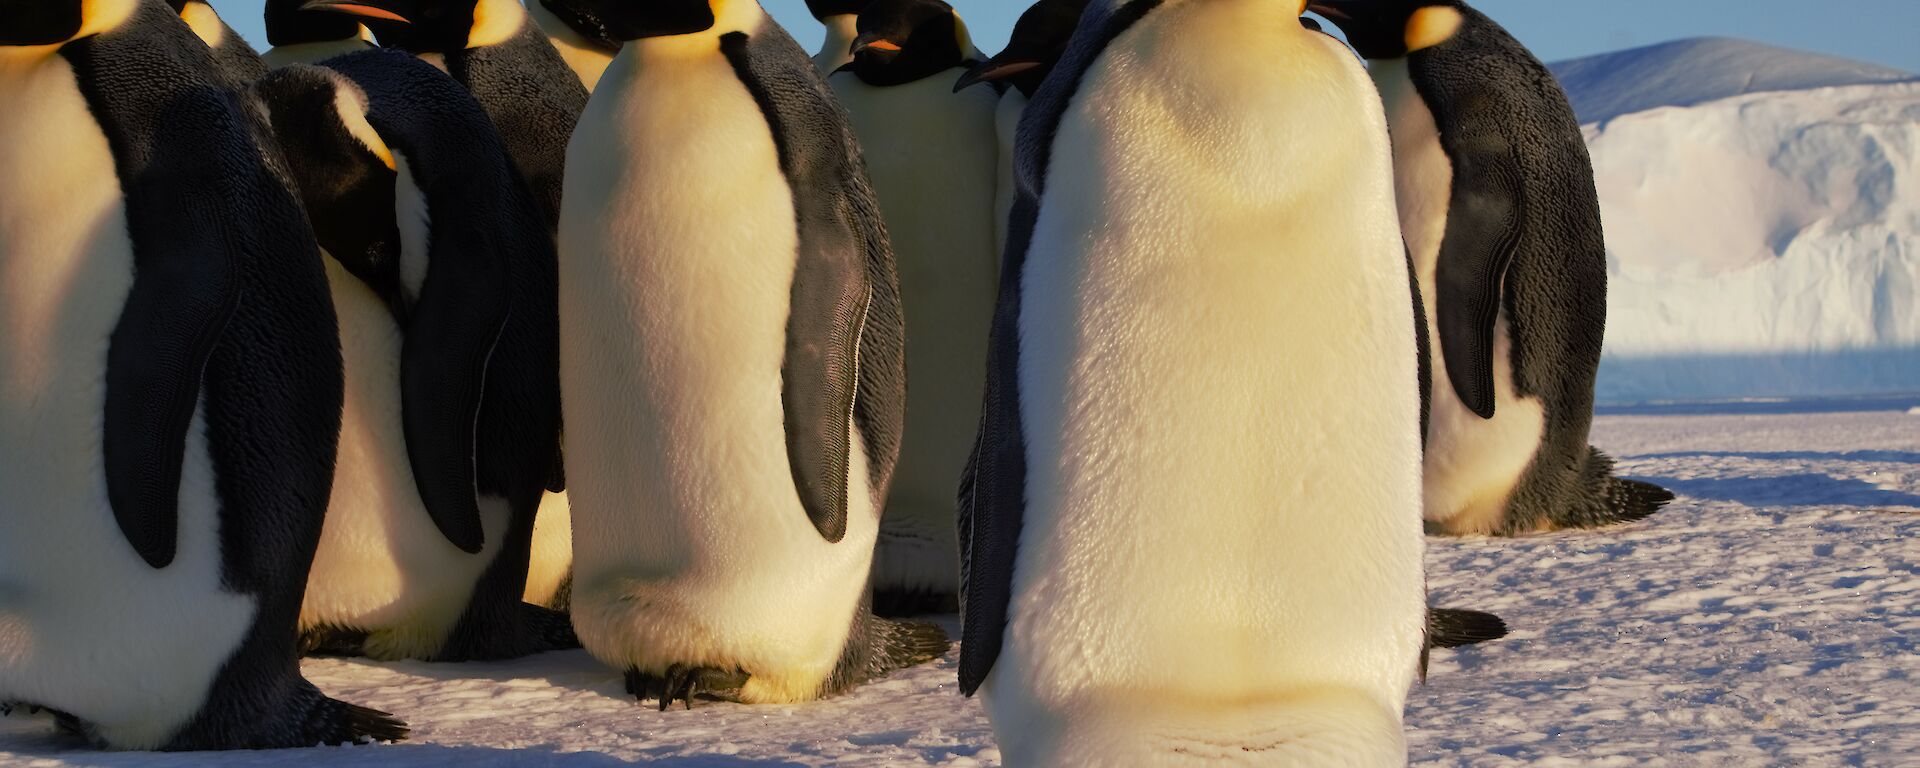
top-left (1373, 59), bottom-right (1546, 534)
top-left (559, 40), bottom-right (876, 703)
top-left (988, 5), bottom-right (1424, 762)
top-left (0, 51), bottom-right (252, 749)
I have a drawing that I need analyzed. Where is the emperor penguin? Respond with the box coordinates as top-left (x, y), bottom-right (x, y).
top-left (303, 0), bottom-right (589, 231)
top-left (262, 0), bottom-right (375, 69)
top-left (167, 0), bottom-right (269, 82)
top-left (831, 0), bottom-right (999, 616)
top-left (307, 0), bottom-right (584, 608)
top-left (954, 0), bottom-right (1089, 261)
top-left (1309, 0), bottom-right (1674, 536)
top-left (255, 48), bottom-right (572, 661)
top-left (958, 0), bottom-right (1426, 764)
top-left (806, 0), bottom-right (867, 74)
top-left (547, 0), bottom-right (948, 708)
top-left (0, 0), bottom-right (403, 749)
top-left (527, 0), bottom-right (622, 90)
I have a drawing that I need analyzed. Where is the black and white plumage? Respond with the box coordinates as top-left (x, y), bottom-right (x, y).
top-left (167, 0), bottom-right (269, 83)
top-left (547, 0), bottom-right (944, 709)
top-left (1311, 0), bottom-right (1674, 535)
top-left (254, 47), bottom-right (572, 662)
top-left (0, 0), bottom-right (400, 749)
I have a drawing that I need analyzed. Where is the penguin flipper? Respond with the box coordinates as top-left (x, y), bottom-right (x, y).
top-left (1427, 85), bottom-right (1526, 420)
top-left (397, 193), bottom-right (511, 555)
top-left (720, 30), bottom-right (888, 545)
top-left (333, 64), bottom-right (522, 556)
top-left (94, 56), bottom-right (250, 570)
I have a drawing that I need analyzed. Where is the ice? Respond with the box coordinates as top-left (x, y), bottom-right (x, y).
top-left (1550, 37), bottom-right (1917, 126)
top-left (6, 398), bottom-right (1918, 765)
top-left (1547, 40), bottom-right (1920, 402)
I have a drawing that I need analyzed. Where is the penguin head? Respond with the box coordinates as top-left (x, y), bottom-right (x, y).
top-left (805, 0), bottom-right (866, 22)
top-left (532, 0), bottom-right (733, 42)
top-left (253, 65), bottom-right (406, 314)
top-left (953, 0), bottom-right (1087, 97)
top-left (1307, 0), bottom-right (1467, 59)
top-left (532, 0), bottom-right (621, 53)
top-left (267, 0), bottom-right (367, 47)
top-left (839, 0), bottom-right (978, 87)
top-left (0, 0), bottom-right (139, 46)
top-left (300, 0), bottom-right (521, 52)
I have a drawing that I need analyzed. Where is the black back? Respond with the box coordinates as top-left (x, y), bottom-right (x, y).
top-left (1407, 5), bottom-right (1609, 528)
top-left (955, 0), bottom-right (1161, 697)
top-left (427, 16), bottom-right (588, 232)
top-left (171, 0), bottom-right (269, 84)
top-left (719, 23), bottom-right (906, 545)
top-left (59, 0), bottom-right (391, 747)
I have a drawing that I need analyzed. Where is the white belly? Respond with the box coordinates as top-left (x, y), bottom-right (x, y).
top-left (299, 254), bottom-right (510, 660)
top-left (522, 490), bottom-right (573, 607)
top-left (0, 51), bottom-right (253, 749)
top-left (833, 70), bottom-right (1001, 595)
top-left (986, 8), bottom-right (1424, 764)
top-left (559, 31), bottom-right (877, 704)
top-left (811, 15), bottom-right (857, 75)
top-left (1373, 60), bottom-right (1547, 535)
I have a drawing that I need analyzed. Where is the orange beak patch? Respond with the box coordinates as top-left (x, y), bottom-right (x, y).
top-left (302, 2), bottom-right (411, 24)
top-left (862, 39), bottom-right (903, 53)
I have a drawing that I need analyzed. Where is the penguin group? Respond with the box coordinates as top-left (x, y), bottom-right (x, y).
top-left (0, 0), bottom-right (1668, 762)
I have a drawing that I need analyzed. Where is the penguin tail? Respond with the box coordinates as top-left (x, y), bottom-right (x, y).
top-left (519, 601), bottom-right (583, 651)
top-left (866, 615), bottom-right (952, 677)
top-left (1427, 608), bottom-right (1509, 649)
top-left (1552, 447), bottom-right (1675, 530)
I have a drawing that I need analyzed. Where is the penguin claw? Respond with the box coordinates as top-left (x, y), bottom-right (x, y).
top-left (624, 665), bottom-right (748, 710)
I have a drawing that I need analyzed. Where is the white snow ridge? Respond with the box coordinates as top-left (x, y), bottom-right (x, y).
top-left (1557, 38), bottom-right (1920, 403)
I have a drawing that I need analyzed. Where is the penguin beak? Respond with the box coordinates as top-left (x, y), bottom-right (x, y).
top-left (299, 0), bottom-right (412, 24)
top-left (850, 32), bottom-right (903, 55)
top-left (953, 58), bottom-right (1040, 93)
top-left (1304, 0), bottom-right (1356, 25)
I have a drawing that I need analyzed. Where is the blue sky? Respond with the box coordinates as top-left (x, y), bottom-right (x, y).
top-left (214, 1), bottom-right (1919, 72)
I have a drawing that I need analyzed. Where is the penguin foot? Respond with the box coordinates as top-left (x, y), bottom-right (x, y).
top-left (872, 587), bottom-right (959, 618)
top-left (432, 603), bottom-right (582, 662)
top-left (299, 625), bottom-right (370, 658)
top-left (624, 665), bottom-right (749, 711)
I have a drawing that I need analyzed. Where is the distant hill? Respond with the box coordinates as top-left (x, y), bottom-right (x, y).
top-left (1554, 38), bottom-right (1920, 402)
top-left (1549, 37), bottom-right (1916, 125)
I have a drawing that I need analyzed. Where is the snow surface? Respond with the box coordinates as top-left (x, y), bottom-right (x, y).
top-left (6, 398), bottom-right (1917, 766)
top-left (1554, 40), bottom-right (1920, 403)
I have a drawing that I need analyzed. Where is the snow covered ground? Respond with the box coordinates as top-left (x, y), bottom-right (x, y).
top-left (6, 396), bottom-right (1916, 766)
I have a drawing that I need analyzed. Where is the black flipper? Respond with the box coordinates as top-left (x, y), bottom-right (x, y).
top-left (1413, 60), bottom-right (1527, 420)
top-left (956, 0), bottom-right (1163, 697)
top-left (80, 19), bottom-right (249, 571)
top-left (721, 30), bottom-right (898, 544)
top-left (397, 206), bottom-right (511, 554)
top-left (1427, 607), bottom-right (1509, 649)
top-left (331, 52), bottom-right (519, 555)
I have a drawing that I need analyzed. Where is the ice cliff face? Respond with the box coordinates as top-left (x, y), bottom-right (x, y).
top-left (1548, 39), bottom-right (1920, 401)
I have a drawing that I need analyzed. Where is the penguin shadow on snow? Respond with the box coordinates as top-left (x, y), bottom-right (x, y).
top-left (1631, 451), bottom-right (1920, 509)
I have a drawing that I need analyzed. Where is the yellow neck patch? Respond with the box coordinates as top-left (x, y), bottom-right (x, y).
top-left (1404, 6), bottom-right (1463, 52)
top-left (469, 0), bottom-right (527, 48)
top-left (178, 1), bottom-right (226, 48)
